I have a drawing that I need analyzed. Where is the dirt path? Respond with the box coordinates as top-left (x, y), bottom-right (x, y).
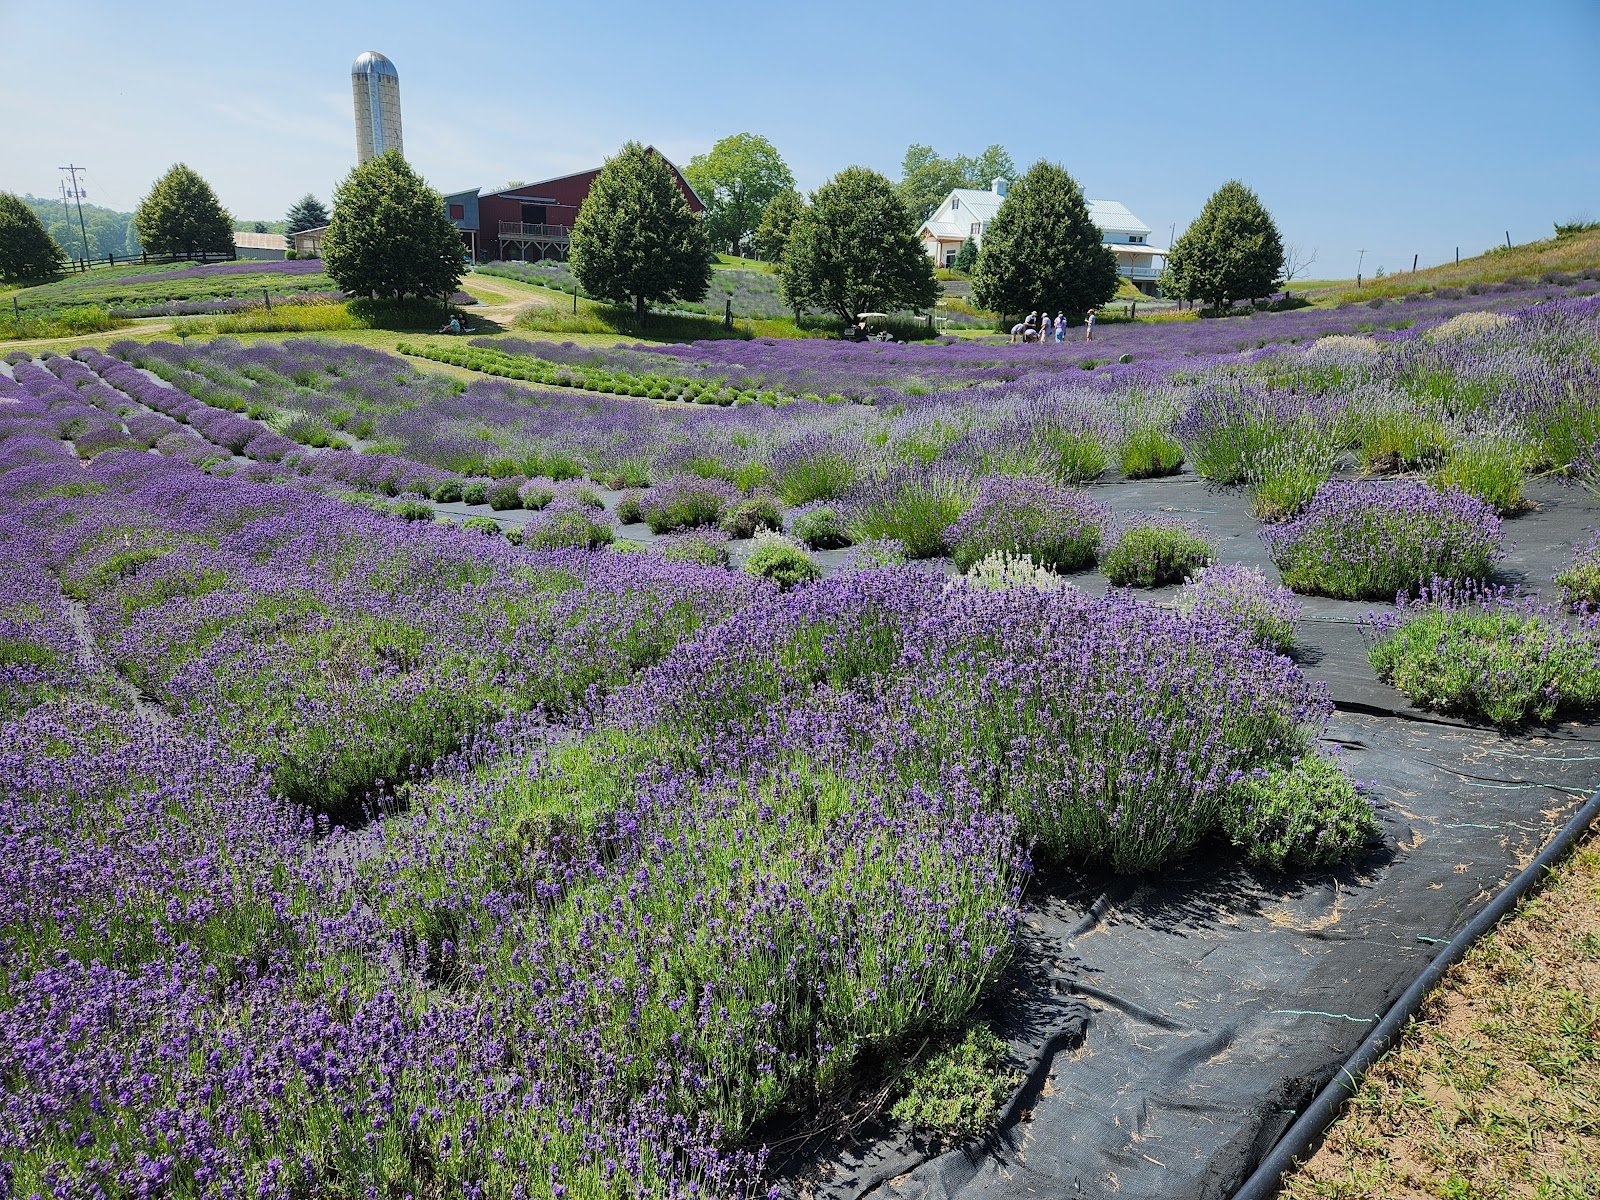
top-left (62, 595), bottom-right (171, 724)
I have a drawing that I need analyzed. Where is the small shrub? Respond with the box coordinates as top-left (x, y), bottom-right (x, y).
top-left (1366, 583), bottom-right (1600, 726)
top-left (842, 466), bottom-right (977, 559)
top-left (1102, 521), bottom-right (1214, 588)
top-left (392, 499), bottom-right (434, 522)
top-left (962, 551), bottom-right (1075, 593)
top-left (1358, 405), bottom-right (1450, 474)
top-left (742, 531), bottom-right (821, 589)
top-left (432, 478), bottom-right (464, 503)
top-left (1043, 429), bottom-right (1109, 484)
top-left (655, 528), bottom-right (732, 567)
top-left (460, 480), bottom-right (489, 506)
top-left (891, 1027), bottom-right (1021, 1148)
top-left (615, 490), bottom-right (646, 525)
top-left (460, 515), bottom-right (502, 537)
top-left (1120, 426), bottom-right (1185, 479)
top-left (1246, 429), bottom-right (1344, 522)
top-left (520, 502), bottom-right (614, 551)
top-left (944, 476), bottom-right (1109, 573)
top-left (842, 538), bottom-right (908, 571)
top-left (790, 503), bottom-right (853, 550)
top-left (718, 494), bottom-right (783, 539)
top-left (1221, 754), bottom-right (1379, 870)
top-left (1262, 480), bottom-right (1503, 599)
top-left (642, 476), bottom-right (739, 534)
top-left (1556, 532), bottom-right (1600, 608)
top-left (519, 481), bottom-right (557, 510)
top-left (1429, 437), bottom-right (1527, 515)
top-left (487, 479), bottom-right (527, 510)
top-left (1174, 563), bottom-right (1301, 653)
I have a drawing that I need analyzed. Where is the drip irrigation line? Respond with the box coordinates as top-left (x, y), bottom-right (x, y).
top-left (1230, 783), bottom-right (1600, 1200)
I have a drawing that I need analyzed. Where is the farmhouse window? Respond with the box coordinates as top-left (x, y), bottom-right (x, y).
top-left (951, 197), bottom-right (959, 210)
top-left (449, 204), bottom-right (464, 220)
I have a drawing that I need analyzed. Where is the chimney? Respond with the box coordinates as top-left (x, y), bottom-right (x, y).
top-left (993, 177), bottom-right (1008, 197)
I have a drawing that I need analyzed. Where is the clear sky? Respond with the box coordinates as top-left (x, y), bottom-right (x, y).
top-left (2, 0), bottom-right (1596, 277)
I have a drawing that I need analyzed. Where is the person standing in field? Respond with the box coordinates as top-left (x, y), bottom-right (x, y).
top-left (1085, 308), bottom-right (1097, 341)
top-left (1054, 312), bottom-right (1066, 343)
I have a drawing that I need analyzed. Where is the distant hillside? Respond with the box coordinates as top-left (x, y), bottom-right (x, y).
top-left (19, 194), bottom-right (140, 260)
top-left (1312, 226), bottom-right (1600, 303)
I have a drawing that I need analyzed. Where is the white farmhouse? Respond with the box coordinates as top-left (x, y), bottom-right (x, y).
top-left (918, 179), bottom-right (1168, 295)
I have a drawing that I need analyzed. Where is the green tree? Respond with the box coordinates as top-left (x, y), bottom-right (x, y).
top-left (968, 144), bottom-right (1017, 190)
top-left (970, 160), bottom-right (1119, 320)
top-left (779, 166), bottom-right (938, 325)
top-left (896, 144), bottom-right (970, 225)
top-left (133, 164), bottom-right (235, 259)
top-left (569, 141), bottom-right (712, 324)
top-left (752, 188), bottom-right (805, 264)
top-left (284, 193), bottom-right (330, 238)
top-left (895, 143), bottom-right (1018, 224)
top-left (1162, 180), bottom-right (1285, 311)
top-left (0, 192), bottom-right (65, 282)
top-left (322, 151), bottom-right (465, 301)
top-left (684, 133), bottom-right (795, 256)
top-left (953, 236), bottom-right (978, 273)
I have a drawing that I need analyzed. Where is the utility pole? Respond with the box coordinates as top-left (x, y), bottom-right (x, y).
top-left (1356, 248), bottom-right (1366, 289)
top-left (59, 164), bottom-right (92, 266)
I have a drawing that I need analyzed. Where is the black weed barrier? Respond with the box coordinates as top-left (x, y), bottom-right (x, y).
top-left (775, 472), bottom-right (1600, 1200)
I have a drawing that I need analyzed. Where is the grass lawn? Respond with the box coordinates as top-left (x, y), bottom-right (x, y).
top-left (1304, 227), bottom-right (1600, 304)
top-left (1280, 829), bottom-right (1600, 1200)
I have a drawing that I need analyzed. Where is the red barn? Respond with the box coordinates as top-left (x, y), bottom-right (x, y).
top-left (465, 148), bottom-right (704, 262)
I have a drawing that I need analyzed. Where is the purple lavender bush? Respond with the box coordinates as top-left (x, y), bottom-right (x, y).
top-left (1174, 563), bottom-right (1302, 652)
top-left (1556, 530), bottom-right (1600, 608)
top-left (943, 476), bottom-right (1110, 573)
top-left (1263, 480), bottom-right (1504, 599)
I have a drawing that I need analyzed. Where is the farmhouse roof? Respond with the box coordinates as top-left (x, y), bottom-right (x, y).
top-left (233, 231), bottom-right (287, 250)
top-left (919, 189), bottom-right (1156, 241)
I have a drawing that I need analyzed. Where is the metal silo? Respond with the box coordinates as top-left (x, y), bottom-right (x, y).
top-left (351, 51), bottom-right (403, 164)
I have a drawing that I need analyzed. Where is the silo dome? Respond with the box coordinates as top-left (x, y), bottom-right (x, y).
top-left (351, 51), bottom-right (403, 163)
top-left (352, 51), bottom-right (399, 78)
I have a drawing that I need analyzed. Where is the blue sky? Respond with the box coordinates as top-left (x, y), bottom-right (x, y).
top-left (2, 0), bottom-right (1596, 277)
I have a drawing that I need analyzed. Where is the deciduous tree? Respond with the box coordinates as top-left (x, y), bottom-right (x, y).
top-left (1163, 180), bottom-right (1285, 311)
top-left (570, 141), bottom-right (712, 324)
top-left (322, 151), bottom-right (464, 301)
top-left (684, 133), bottom-right (795, 256)
top-left (133, 164), bottom-right (235, 259)
top-left (970, 161), bottom-right (1119, 320)
top-left (895, 143), bottom-right (1018, 224)
top-left (0, 192), bottom-right (65, 282)
top-left (779, 167), bottom-right (938, 325)
top-left (753, 188), bottom-right (805, 264)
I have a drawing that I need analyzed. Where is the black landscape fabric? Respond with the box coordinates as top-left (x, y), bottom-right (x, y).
top-left (781, 474), bottom-right (1599, 1200)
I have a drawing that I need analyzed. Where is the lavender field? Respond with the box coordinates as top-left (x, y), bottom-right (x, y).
top-left (3, 286), bottom-right (1600, 1197)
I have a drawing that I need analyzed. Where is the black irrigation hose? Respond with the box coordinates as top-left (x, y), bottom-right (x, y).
top-left (1232, 783), bottom-right (1600, 1200)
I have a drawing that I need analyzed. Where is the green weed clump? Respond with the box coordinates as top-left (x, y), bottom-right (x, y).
top-left (719, 495), bottom-right (783, 539)
top-left (1222, 754), bottom-right (1379, 870)
top-left (743, 534), bottom-right (821, 589)
top-left (1120, 426), bottom-right (1185, 479)
top-left (790, 504), bottom-right (853, 550)
top-left (1102, 522), bottom-right (1214, 588)
top-left (891, 1027), bottom-right (1021, 1147)
top-left (1429, 438), bottom-right (1528, 515)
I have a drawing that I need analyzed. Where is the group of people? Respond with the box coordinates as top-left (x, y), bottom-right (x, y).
top-left (1009, 308), bottom-right (1096, 345)
top-left (436, 313), bottom-right (475, 335)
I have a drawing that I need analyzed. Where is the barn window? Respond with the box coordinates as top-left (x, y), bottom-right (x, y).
top-left (449, 204), bottom-right (464, 220)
